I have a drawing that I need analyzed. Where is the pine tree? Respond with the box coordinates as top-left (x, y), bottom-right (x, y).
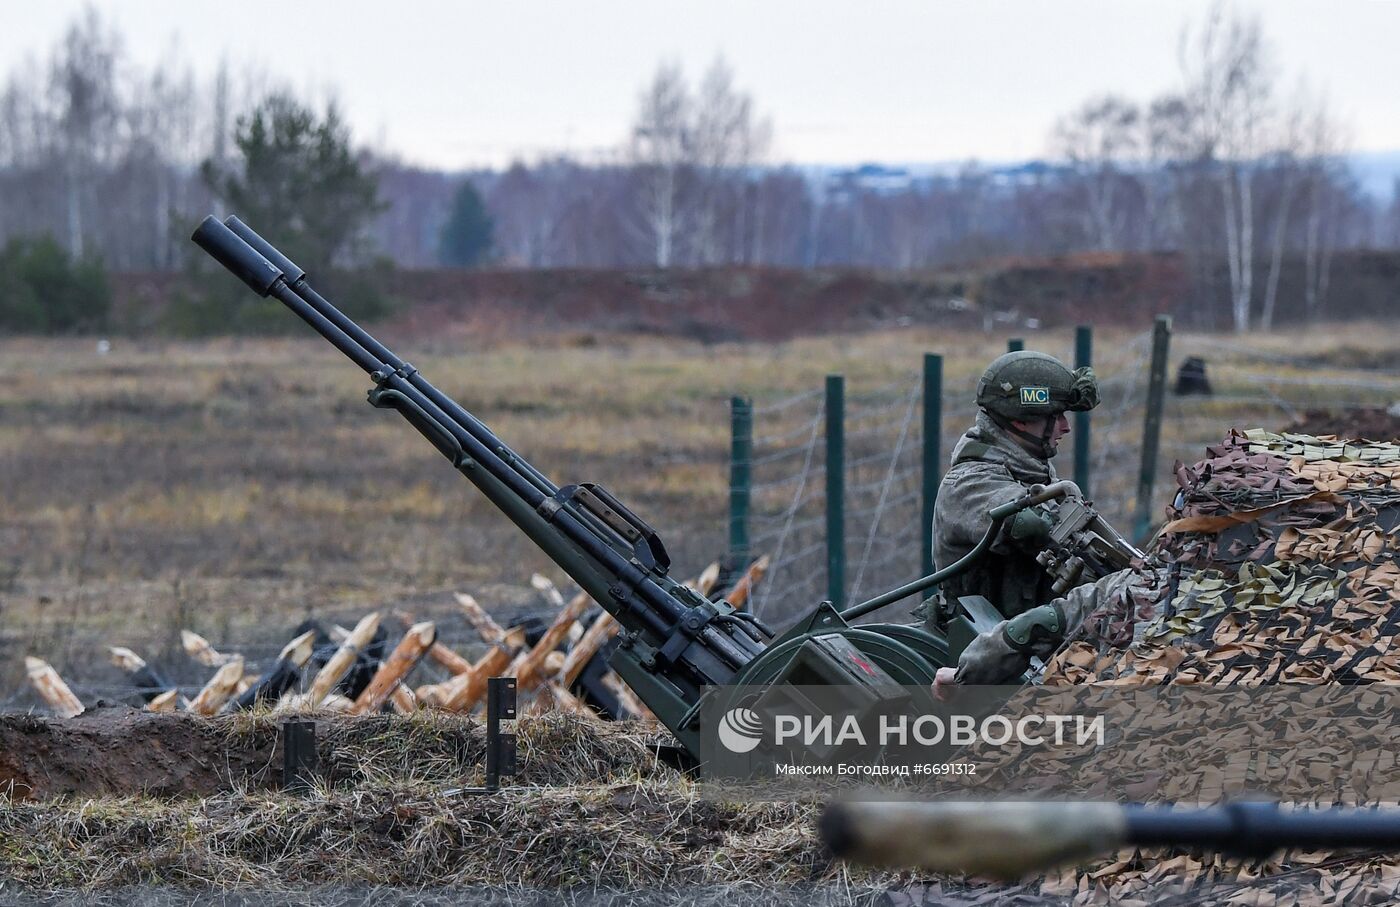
top-left (438, 180), bottom-right (494, 267)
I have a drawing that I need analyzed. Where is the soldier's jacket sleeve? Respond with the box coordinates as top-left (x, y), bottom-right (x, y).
top-left (952, 566), bottom-right (1165, 685)
top-left (937, 462), bottom-right (1047, 557)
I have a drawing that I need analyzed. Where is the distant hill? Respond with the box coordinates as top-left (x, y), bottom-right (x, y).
top-left (798, 151), bottom-right (1400, 200)
top-left (112, 249), bottom-right (1400, 341)
top-left (1347, 150), bottom-right (1400, 199)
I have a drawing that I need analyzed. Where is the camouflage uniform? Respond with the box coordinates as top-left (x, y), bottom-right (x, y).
top-left (953, 565), bottom-right (1165, 684)
top-left (927, 410), bottom-right (1068, 622)
top-left (921, 349), bottom-right (1130, 685)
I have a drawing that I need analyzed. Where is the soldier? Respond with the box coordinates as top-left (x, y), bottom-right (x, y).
top-left (919, 350), bottom-right (1152, 695)
top-left (920, 350), bottom-right (1101, 628)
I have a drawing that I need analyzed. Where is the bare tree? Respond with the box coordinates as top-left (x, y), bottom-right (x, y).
top-left (1300, 100), bottom-right (1351, 321)
top-left (627, 63), bottom-right (691, 267)
top-left (1049, 95), bottom-right (1142, 251)
top-left (1179, 2), bottom-right (1275, 331)
top-left (49, 9), bottom-right (123, 259)
top-left (1257, 88), bottom-right (1307, 330)
top-left (689, 57), bottom-right (771, 264)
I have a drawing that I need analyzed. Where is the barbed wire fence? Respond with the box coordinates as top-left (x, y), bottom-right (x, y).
top-left (739, 322), bottom-right (1400, 631)
top-left (12, 323), bottom-right (1400, 710)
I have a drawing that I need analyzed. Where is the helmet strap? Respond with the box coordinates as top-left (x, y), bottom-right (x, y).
top-left (989, 410), bottom-right (1057, 460)
top-left (1039, 416), bottom-right (1058, 459)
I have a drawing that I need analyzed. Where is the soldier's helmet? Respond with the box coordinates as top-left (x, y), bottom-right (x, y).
top-left (976, 351), bottom-right (1099, 423)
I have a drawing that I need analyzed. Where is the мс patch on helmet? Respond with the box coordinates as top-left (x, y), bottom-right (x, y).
top-left (976, 351), bottom-right (1100, 423)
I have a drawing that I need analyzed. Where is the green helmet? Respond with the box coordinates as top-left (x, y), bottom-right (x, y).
top-left (976, 351), bottom-right (1099, 423)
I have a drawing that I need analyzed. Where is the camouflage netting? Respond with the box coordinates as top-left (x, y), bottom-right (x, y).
top-left (1048, 429), bottom-right (1400, 685)
top-left (1008, 429), bottom-right (1400, 904)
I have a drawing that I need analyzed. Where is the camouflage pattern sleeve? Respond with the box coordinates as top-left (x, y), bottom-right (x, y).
top-left (935, 462), bottom-right (1035, 559)
top-left (952, 566), bottom-right (1165, 685)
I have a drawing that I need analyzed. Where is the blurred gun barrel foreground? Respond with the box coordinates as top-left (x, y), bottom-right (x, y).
top-left (820, 800), bottom-right (1400, 880)
top-left (192, 216), bottom-right (770, 754)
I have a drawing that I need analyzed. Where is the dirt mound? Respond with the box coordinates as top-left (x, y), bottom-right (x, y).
top-left (0, 704), bottom-right (279, 799)
top-left (374, 261), bottom-right (1177, 344)
top-left (1288, 406), bottom-right (1400, 440)
top-left (0, 708), bottom-right (678, 801)
top-left (112, 257), bottom-right (1182, 344)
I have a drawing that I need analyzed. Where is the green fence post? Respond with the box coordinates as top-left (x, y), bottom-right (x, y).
top-left (1073, 325), bottom-right (1093, 498)
top-left (1007, 338), bottom-right (1025, 352)
top-left (825, 374), bottom-right (846, 607)
top-left (921, 354), bottom-right (943, 578)
top-left (728, 396), bottom-right (752, 572)
top-left (1135, 315), bottom-right (1172, 543)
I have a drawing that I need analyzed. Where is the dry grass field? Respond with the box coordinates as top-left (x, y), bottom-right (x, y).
top-left (4, 320), bottom-right (1400, 905)
top-left (3, 322), bottom-right (1399, 699)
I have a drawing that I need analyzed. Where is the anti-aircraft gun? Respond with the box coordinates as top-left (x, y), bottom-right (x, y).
top-left (191, 215), bottom-right (1099, 761)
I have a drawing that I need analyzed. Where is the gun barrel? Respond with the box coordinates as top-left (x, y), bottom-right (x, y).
top-left (224, 216), bottom-right (563, 505)
top-left (191, 216), bottom-right (765, 720)
top-left (822, 800), bottom-right (1400, 879)
top-left (191, 217), bottom-right (284, 297)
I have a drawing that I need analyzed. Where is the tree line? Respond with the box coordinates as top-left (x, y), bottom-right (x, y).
top-left (0, 5), bottom-right (1396, 334)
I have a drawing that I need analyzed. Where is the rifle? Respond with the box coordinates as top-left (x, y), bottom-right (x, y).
top-left (192, 216), bottom-right (769, 754)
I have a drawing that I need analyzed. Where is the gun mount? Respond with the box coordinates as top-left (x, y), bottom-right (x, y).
top-left (191, 215), bottom-right (1064, 762)
top-left (1036, 491), bottom-right (1145, 596)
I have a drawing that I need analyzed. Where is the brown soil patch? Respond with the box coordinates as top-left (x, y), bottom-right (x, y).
top-left (0, 708), bottom-right (677, 801)
top-left (0, 704), bottom-right (279, 800)
top-left (1288, 406), bottom-right (1400, 440)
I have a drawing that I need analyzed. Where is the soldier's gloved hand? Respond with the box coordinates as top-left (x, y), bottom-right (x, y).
top-left (932, 666), bottom-right (959, 702)
top-left (1007, 507), bottom-right (1053, 547)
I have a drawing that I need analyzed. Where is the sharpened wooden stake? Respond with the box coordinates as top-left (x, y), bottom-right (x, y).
top-left (724, 553), bottom-right (772, 609)
top-left (455, 592), bottom-right (506, 644)
top-left (108, 646), bottom-right (145, 673)
top-left (146, 689), bottom-right (179, 712)
top-left (560, 613), bottom-right (619, 687)
top-left (419, 626), bottom-right (526, 712)
top-left (547, 680), bottom-right (601, 722)
top-left (108, 645), bottom-right (178, 701)
top-left (181, 630), bottom-right (236, 666)
top-left (396, 609), bottom-right (472, 675)
top-left (601, 670), bottom-right (654, 722)
top-left (230, 630), bottom-right (317, 712)
top-left (351, 621), bottom-right (436, 715)
top-left (389, 685), bottom-right (418, 714)
top-left (308, 612), bottom-right (380, 706)
top-left (187, 657), bottom-right (244, 716)
top-left (515, 588), bottom-right (593, 692)
top-left (25, 656), bottom-right (84, 718)
top-left (694, 560), bottom-right (722, 596)
top-left (531, 574), bottom-right (566, 609)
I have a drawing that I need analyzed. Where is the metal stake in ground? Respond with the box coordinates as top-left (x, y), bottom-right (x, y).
top-left (443, 676), bottom-right (517, 796)
top-left (282, 719), bottom-right (318, 794)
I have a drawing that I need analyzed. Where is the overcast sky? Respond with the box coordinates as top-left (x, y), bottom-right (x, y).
top-left (2, 1), bottom-right (1396, 171)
